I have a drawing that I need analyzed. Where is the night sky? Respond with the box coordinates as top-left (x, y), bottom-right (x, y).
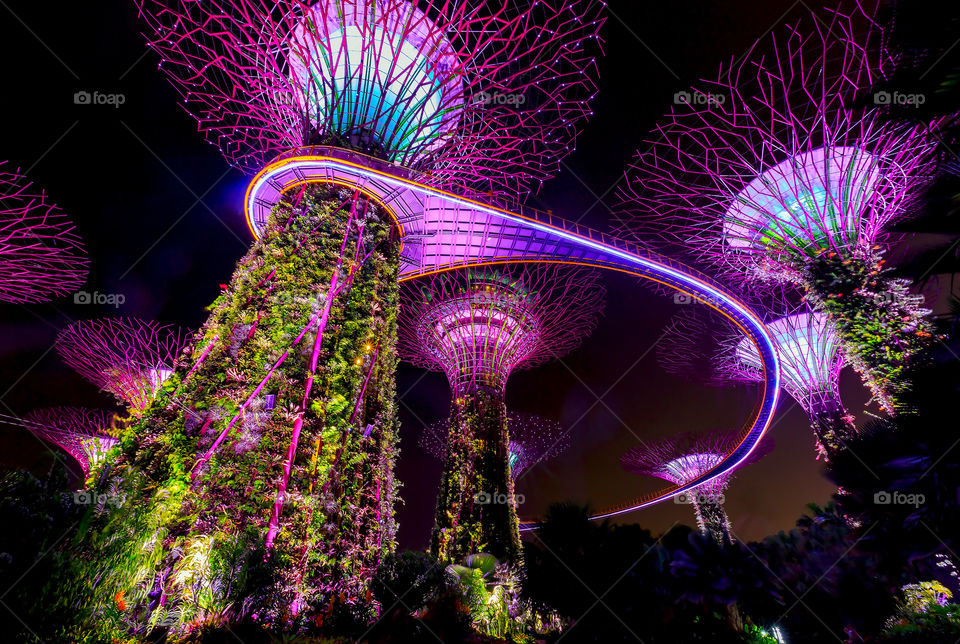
top-left (1, 0), bottom-right (880, 551)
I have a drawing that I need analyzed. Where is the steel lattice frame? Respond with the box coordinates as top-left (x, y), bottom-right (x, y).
top-left (0, 163), bottom-right (88, 303)
top-left (136, 0), bottom-right (604, 200)
top-left (420, 412), bottom-right (571, 478)
top-left (55, 318), bottom-right (188, 413)
top-left (398, 265), bottom-right (604, 395)
top-left (22, 407), bottom-right (117, 477)
top-left (617, 4), bottom-right (939, 286)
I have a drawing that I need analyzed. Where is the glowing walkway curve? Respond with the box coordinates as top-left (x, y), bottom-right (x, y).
top-left (244, 146), bottom-right (781, 527)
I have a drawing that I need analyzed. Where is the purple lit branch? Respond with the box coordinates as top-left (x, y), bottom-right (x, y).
top-left (21, 407), bottom-right (117, 477)
top-left (398, 265), bottom-right (604, 395)
top-left (0, 163), bottom-right (88, 303)
top-left (56, 318), bottom-right (189, 413)
top-left (420, 412), bottom-right (570, 477)
top-left (136, 0), bottom-right (604, 199)
top-left (617, 5), bottom-right (939, 285)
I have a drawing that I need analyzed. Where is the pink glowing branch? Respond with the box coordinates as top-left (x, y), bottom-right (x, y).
top-left (135, 0), bottom-right (604, 200)
top-left (0, 162), bottom-right (89, 303)
top-left (616, 3), bottom-right (940, 287)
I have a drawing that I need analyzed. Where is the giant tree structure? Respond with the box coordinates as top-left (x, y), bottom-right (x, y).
top-left (399, 265), bottom-right (603, 562)
top-left (619, 5), bottom-right (938, 413)
top-left (621, 429), bottom-right (770, 544)
top-left (659, 301), bottom-right (855, 462)
top-left (720, 310), bottom-right (853, 462)
top-left (64, 0), bottom-right (604, 634)
top-left (0, 163), bottom-right (88, 303)
top-left (420, 412), bottom-right (572, 481)
top-left (55, 318), bottom-right (188, 415)
top-left (21, 407), bottom-right (117, 479)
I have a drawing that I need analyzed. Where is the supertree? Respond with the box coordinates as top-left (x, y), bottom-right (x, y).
top-left (618, 4), bottom-right (939, 414)
top-left (620, 429), bottom-right (771, 544)
top-left (136, 0), bottom-right (603, 199)
top-left (21, 407), bottom-right (118, 479)
top-left (0, 162), bottom-right (88, 303)
top-left (59, 0), bottom-right (604, 633)
top-left (398, 265), bottom-right (603, 562)
top-left (55, 318), bottom-right (188, 415)
top-left (659, 299), bottom-right (855, 462)
top-left (419, 412), bottom-right (571, 480)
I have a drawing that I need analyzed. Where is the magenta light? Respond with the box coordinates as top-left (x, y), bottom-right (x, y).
top-left (136, 0), bottom-right (604, 200)
top-left (21, 407), bottom-right (117, 477)
top-left (0, 162), bottom-right (89, 303)
top-left (55, 318), bottom-right (188, 413)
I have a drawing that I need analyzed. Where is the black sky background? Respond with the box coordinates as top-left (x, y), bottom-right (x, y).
top-left (0, 0), bottom-right (882, 550)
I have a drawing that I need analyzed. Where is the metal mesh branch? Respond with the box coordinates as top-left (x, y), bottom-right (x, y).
top-left (136, 0), bottom-right (604, 199)
top-left (0, 163), bottom-right (89, 303)
top-left (419, 412), bottom-right (570, 477)
top-left (21, 407), bottom-right (117, 477)
top-left (398, 264), bottom-right (604, 395)
top-left (55, 318), bottom-right (189, 413)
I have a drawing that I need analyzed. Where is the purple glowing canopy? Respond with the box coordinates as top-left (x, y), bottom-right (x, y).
top-left (136, 0), bottom-right (604, 199)
top-left (22, 407), bottom-right (117, 477)
top-left (618, 3), bottom-right (939, 285)
top-left (398, 264), bottom-right (604, 395)
top-left (0, 163), bottom-right (89, 303)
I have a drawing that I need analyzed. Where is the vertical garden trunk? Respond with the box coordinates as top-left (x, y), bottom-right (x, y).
top-left (70, 185), bottom-right (400, 635)
top-left (431, 387), bottom-right (522, 563)
top-left (810, 396), bottom-right (857, 461)
top-left (694, 499), bottom-right (733, 545)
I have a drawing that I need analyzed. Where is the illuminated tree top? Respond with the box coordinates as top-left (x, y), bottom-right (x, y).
top-left (55, 318), bottom-right (189, 413)
top-left (398, 264), bottom-right (604, 395)
top-left (22, 407), bottom-right (117, 477)
top-left (617, 4), bottom-right (939, 284)
top-left (0, 163), bottom-right (88, 303)
top-left (620, 428), bottom-right (771, 495)
top-left (720, 309), bottom-right (845, 414)
top-left (136, 0), bottom-right (604, 199)
top-left (420, 412), bottom-right (571, 477)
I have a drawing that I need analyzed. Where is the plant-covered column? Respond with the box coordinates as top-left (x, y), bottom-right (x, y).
top-left (802, 250), bottom-right (935, 414)
top-left (67, 185), bottom-right (399, 635)
top-left (431, 388), bottom-right (521, 564)
top-left (692, 496), bottom-right (733, 546)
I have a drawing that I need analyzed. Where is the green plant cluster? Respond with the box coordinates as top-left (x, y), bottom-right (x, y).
top-left (800, 249), bottom-right (935, 414)
top-left (35, 186), bottom-right (400, 641)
